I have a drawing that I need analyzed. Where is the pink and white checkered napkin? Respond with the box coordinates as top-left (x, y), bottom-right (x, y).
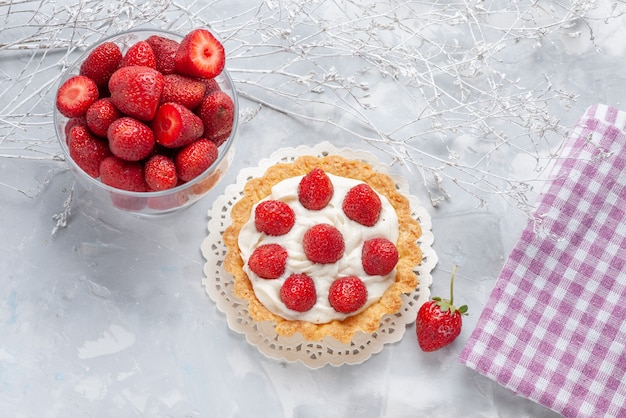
top-left (459, 104), bottom-right (626, 418)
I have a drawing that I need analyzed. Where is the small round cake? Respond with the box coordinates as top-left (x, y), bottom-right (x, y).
top-left (223, 154), bottom-right (422, 343)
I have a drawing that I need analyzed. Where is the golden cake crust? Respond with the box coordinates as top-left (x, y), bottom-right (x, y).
top-left (223, 154), bottom-right (422, 343)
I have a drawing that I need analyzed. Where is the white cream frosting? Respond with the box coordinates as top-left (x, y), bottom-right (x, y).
top-left (238, 173), bottom-right (399, 324)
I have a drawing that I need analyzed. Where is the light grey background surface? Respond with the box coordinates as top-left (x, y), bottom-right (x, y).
top-left (2, 1), bottom-right (626, 416)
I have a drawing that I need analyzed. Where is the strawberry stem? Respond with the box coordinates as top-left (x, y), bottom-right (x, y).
top-left (449, 264), bottom-right (458, 306)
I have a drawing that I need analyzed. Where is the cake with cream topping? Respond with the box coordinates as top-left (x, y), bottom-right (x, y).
top-left (223, 154), bottom-right (422, 343)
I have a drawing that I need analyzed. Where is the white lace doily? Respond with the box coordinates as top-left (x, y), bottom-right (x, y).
top-left (201, 142), bottom-right (437, 368)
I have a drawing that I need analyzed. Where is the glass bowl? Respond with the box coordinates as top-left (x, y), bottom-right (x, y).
top-left (53, 28), bottom-right (238, 216)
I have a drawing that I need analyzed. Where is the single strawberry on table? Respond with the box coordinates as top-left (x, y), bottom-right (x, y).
top-left (416, 265), bottom-right (468, 352)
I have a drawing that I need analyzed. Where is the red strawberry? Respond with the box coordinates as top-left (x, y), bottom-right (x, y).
top-left (202, 77), bottom-right (220, 96)
top-left (280, 273), bottom-right (317, 312)
top-left (342, 183), bottom-right (382, 227)
top-left (416, 266), bottom-right (468, 352)
top-left (328, 276), bottom-right (368, 314)
top-left (161, 74), bottom-right (206, 109)
top-left (362, 238), bottom-right (398, 276)
top-left (174, 138), bottom-right (218, 182)
top-left (64, 117), bottom-right (87, 142)
top-left (147, 192), bottom-right (188, 211)
top-left (120, 40), bottom-right (156, 68)
top-left (107, 117), bottom-right (155, 161)
top-left (248, 243), bottom-right (288, 279)
top-left (108, 65), bottom-right (164, 121)
top-left (99, 156), bottom-right (148, 192)
top-left (197, 90), bottom-right (234, 146)
top-left (79, 41), bottom-right (122, 89)
top-left (56, 75), bottom-right (99, 118)
top-left (298, 168), bottom-right (334, 210)
top-left (85, 98), bottom-right (121, 137)
top-left (68, 125), bottom-right (112, 178)
top-left (254, 200), bottom-right (295, 236)
top-left (152, 102), bottom-right (204, 148)
top-left (144, 154), bottom-right (178, 191)
top-left (146, 35), bottom-right (179, 75)
top-left (174, 28), bottom-right (225, 79)
top-left (110, 193), bottom-right (147, 211)
top-left (303, 223), bottom-right (344, 264)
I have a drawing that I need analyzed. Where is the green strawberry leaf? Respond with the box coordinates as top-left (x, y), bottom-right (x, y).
top-left (431, 266), bottom-right (469, 316)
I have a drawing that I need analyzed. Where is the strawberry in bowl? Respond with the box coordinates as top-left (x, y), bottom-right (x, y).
top-left (53, 28), bottom-right (238, 215)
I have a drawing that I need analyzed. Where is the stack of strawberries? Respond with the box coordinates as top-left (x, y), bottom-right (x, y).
top-left (247, 168), bottom-right (399, 315)
top-left (55, 28), bottom-right (235, 192)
